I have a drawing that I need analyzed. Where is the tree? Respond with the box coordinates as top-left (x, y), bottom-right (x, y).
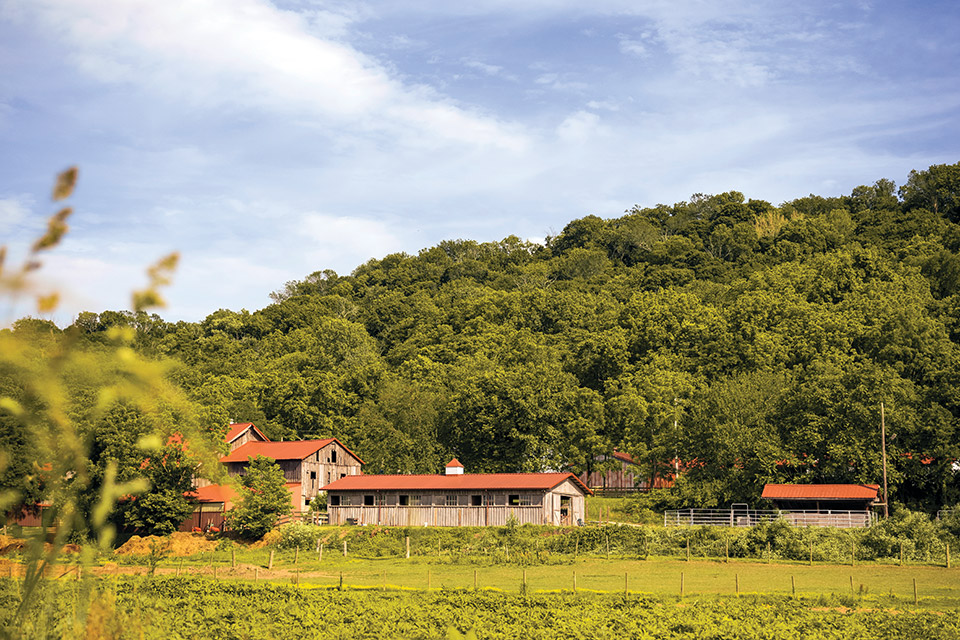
top-left (229, 456), bottom-right (291, 539)
top-left (120, 441), bottom-right (196, 536)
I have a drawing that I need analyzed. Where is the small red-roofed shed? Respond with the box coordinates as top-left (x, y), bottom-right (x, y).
top-left (761, 484), bottom-right (880, 512)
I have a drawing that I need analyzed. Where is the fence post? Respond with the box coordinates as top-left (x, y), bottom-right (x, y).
top-left (406, 536), bottom-right (410, 559)
top-left (725, 537), bottom-right (729, 563)
top-left (255, 567), bottom-right (259, 582)
top-left (849, 575), bottom-right (854, 593)
top-left (947, 543), bottom-right (951, 569)
top-left (735, 573), bottom-right (739, 596)
top-left (573, 571), bottom-right (577, 593)
top-left (295, 546), bottom-right (299, 565)
top-left (913, 578), bottom-right (918, 605)
top-left (268, 550), bottom-right (274, 570)
top-left (791, 575), bottom-right (796, 598)
top-left (319, 543), bottom-right (324, 562)
top-left (522, 569), bottom-right (527, 594)
top-left (687, 538), bottom-right (691, 561)
top-left (624, 572), bottom-right (628, 597)
top-left (680, 572), bottom-right (684, 598)
top-left (343, 541), bottom-right (347, 557)
top-left (809, 541), bottom-right (814, 566)
top-left (177, 559), bottom-right (183, 577)
top-left (232, 548), bottom-right (236, 569)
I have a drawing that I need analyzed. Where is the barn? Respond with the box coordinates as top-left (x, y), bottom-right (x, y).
top-left (322, 459), bottom-right (592, 527)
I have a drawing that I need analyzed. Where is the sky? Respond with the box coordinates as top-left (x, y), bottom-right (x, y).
top-left (1, 0), bottom-right (959, 324)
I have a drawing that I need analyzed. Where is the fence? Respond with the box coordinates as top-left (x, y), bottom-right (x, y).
top-left (664, 508), bottom-right (876, 528)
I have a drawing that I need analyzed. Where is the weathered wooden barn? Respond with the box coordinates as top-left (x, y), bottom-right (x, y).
top-left (323, 459), bottom-right (591, 527)
top-left (578, 451), bottom-right (676, 494)
top-left (221, 438), bottom-right (364, 510)
top-left (222, 439), bottom-right (364, 510)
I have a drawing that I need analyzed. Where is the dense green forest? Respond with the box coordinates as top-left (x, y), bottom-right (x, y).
top-left (4, 161), bottom-right (960, 514)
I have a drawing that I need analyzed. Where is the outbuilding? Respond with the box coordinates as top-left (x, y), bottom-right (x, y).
top-left (323, 459), bottom-right (591, 527)
top-left (761, 483), bottom-right (879, 527)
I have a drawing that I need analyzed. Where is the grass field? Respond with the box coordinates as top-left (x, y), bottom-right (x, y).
top-left (108, 552), bottom-right (960, 609)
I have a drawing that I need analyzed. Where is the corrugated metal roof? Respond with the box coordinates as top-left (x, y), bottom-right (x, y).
top-left (761, 484), bottom-right (880, 500)
top-left (321, 472), bottom-right (592, 495)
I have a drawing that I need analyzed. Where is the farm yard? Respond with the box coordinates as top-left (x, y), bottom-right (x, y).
top-left (3, 519), bottom-right (960, 638)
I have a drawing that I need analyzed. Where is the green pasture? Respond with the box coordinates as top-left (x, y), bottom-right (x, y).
top-left (136, 552), bottom-right (960, 609)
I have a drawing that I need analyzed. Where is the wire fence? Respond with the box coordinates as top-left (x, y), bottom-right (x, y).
top-left (664, 508), bottom-right (876, 528)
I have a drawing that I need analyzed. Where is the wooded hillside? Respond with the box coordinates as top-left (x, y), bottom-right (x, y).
top-left (6, 161), bottom-right (960, 512)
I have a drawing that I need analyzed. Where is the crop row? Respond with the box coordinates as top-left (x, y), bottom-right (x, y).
top-left (2, 576), bottom-right (958, 640)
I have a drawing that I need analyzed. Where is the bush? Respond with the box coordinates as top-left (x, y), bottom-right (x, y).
top-left (277, 523), bottom-right (322, 550)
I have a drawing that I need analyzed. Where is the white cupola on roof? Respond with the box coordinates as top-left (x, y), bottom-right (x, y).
top-left (445, 458), bottom-right (465, 475)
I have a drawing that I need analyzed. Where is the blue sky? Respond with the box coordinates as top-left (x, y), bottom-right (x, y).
top-left (1, 0), bottom-right (959, 323)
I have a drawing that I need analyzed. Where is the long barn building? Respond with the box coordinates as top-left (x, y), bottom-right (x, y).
top-left (322, 459), bottom-right (591, 527)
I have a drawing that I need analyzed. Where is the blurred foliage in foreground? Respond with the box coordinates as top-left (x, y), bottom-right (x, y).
top-left (0, 168), bottom-right (221, 637)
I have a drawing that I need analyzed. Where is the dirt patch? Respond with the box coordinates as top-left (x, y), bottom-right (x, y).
top-left (115, 532), bottom-right (219, 556)
top-left (0, 535), bottom-right (82, 556)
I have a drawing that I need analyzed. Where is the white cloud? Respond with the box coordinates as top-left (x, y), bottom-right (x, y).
top-left (0, 195), bottom-right (34, 233)
top-left (617, 34), bottom-right (649, 58)
top-left (557, 110), bottom-right (605, 142)
top-left (15, 0), bottom-right (528, 150)
top-left (463, 59), bottom-right (504, 77)
top-left (301, 212), bottom-right (408, 266)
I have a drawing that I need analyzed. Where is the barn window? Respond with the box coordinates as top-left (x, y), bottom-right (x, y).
top-left (509, 494), bottom-right (532, 506)
top-left (409, 495), bottom-right (425, 506)
top-left (399, 495), bottom-right (409, 506)
top-left (364, 495), bottom-right (374, 506)
top-left (471, 495), bottom-right (482, 506)
top-left (376, 494), bottom-right (386, 506)
top-left (310, 471), bottom-right (316, 480)
top-left (331, 450), bottom-right (337, 464)
top-left (445, 494), bottom-right (458, 506)
top-left (329, 495), bottom-right (341, 506)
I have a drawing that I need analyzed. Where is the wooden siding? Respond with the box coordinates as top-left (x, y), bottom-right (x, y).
top-left (317, 441), bottom-right (363, 488)
top-left (328, 484), bottom-right (586, 527)
top-left (228, 427), bottom-right (268, 452)
top-left (226, 441), bottom-right (363, 509)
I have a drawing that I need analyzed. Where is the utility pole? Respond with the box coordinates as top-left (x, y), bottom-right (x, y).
top-left (673, 397), bottom-right (680, 473)
top-left (881, 402), bottom-right (889, 519)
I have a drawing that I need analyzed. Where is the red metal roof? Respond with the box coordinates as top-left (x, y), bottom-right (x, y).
top-left (446, 458), bottom-right (464, 468)
top-left (761, 484), bottom-right (880, 501)
top-left (224, 422), bottom-right (269, 444)
top-left (321, 472), bottom-right (592, 495)
top-left (189, 483), bottom-right (237, 504)
top-left (611, 451), bottom-right (636, 464)
top-left (220, 438), bottom-right (365, 465)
